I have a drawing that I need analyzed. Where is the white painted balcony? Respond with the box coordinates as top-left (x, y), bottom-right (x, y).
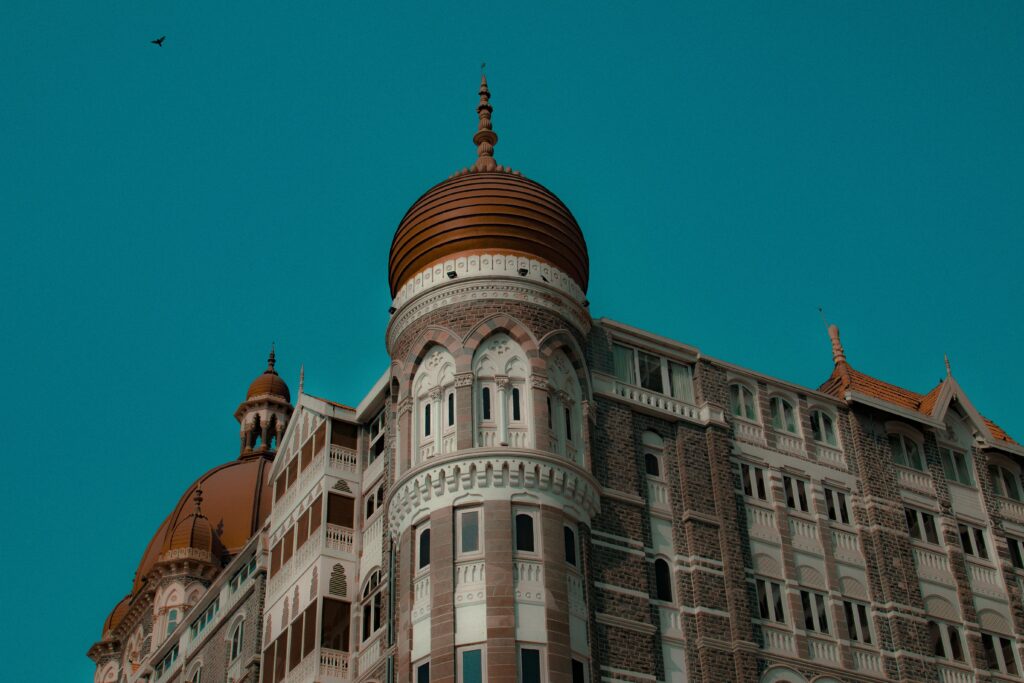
top-left (788, 516), bottom-right (821, 551)
top-left (830, 529), bottom-right (862, 564)
top-left (813, 443), bottom-right (846, 469)
top-left (325, 524), bottom-right (354, 554)
top-left (734, 419), bottom-right (766, 446)
top-left (938, 664), bottom-right (975, 683)
top-left (745, 505), bottom-right (778, 541)
top-left (412, 572), bottom-right (431, 622)
top-left (612, 380), bottom-right (701, 420)
top-left (896, 466), bottom-right (934, 495)
top-left (760, 623), bottom-right (794, 654)
top-left (358, 634), bottom-right (383, 675)
top-left (513, 560), bottom-right (545, 604)
top-left (320, 648), bottom-right (351, 681)
top-left (851, 646), bottom-right (882, 673)
top-left (999, 496), bottom-right (1024, 525)
top-left (806, 636), bottom-right (839, 664)
top-left (775, 432), bottom-right (805, 456)
top-left (647, 479), bottom-right (671, 512)
top-left (286, 653), bottom-right (317, 682)
top-left (659, 605), bottom-right (682, 638)
top-left (912, 546), bottom-right (953, 584)
top-left (328, 445), bottom-right (357, 473)
top-left (966, 560), bottom-right (1003, 597)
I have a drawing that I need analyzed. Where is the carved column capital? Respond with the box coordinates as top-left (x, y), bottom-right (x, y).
top-left (454, 372), bottom-right (475, 388)
top-left (495, 375), bottom-right (511, 390)
top-left (428, 386), bottom-right (443, 401)
top-left (530, 374), bottom-right (549, 390)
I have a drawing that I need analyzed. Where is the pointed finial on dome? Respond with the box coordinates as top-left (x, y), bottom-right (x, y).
top-left (945, 353), bottom-right (952, 377)
top-left (299, 364), bottom-right (305, 394)
top-left (192, 486), bottom-right (205, 517)
top-left (471, 71), bottom-right (498, 172)
top-left (267, 343), bottom-right (277, 372)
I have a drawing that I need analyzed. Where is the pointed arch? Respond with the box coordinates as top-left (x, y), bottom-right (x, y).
top-left (462, 314), bottom-right (543, 371)
top-left (538, 328), bottom-right (593, 400)
top-left (398, 325), bottom-right (464, 391)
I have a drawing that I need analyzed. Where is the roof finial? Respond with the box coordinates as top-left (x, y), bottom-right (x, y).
top-left (299, 364), bottom-right (305, 394)
top-left (828, 324), bottom-right (847, 366)
top-left (944, 354), bottom-right (952, 377)
top-left (267, 343), bottom-right (276, 372)
top-left (192, 486), bottom-right (205, 517)
top-left (471, 71), bottom-right (498, 172)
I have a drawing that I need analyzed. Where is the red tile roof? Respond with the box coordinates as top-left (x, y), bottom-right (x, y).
top-left (819, 363), bottom-right (1016, 445)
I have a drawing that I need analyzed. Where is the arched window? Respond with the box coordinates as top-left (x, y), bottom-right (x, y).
top-left (889, 432), bottom-right (924, 471)
top-left (515, 513), bottom-right (536, 552)
top-left (417, 528), bottom-right (431, 570)
top-left (810, 409), bottom-right (837, 446)
top-left (230, 621), bottom-right (244, 661)
top-left (412, 345), bottom-right (456, 461)
top-left (361, 571), bottom-right (382, 642)
top-left (644, 453), bottom-right (661, 477)
top-left (654, 559), bottom-right (673, 602)
top-left (166, 608), bottom-right (178, 636)
top-left (770, 397), bottom-right (798, 433)
top-left (473, 334), bottom-right (530, 448)
top-left (989, 457), bottom-right (1023, 501)
top-left (730, 384), bottom-right (757, 421)
top-left (188, 664), bottom-right (202, 683)
top-left (547, 349), bottom-right (583, 461)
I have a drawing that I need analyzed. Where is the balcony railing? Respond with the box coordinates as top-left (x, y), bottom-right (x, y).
top-left (851, 646), bottom-right (883, 673)
top-left (912, 546), bottom-right (953, 584)
top-left (998, 496), bottom-right (1024, 525)
top-left (328, 445), bottom-right (357, 473)
top-left (325, 524), bottom-right (354, 554)
top-left (745, 505), bottom-right (778, 541)
top-left (775, 432), bottom-right (805, 456)
top-left (896, 466), bottom-right (934, 495)
top-left (647, 479), bottom-right (670, 511)
top-left (966, 560), bottom-right (1003, 597)
top-left (759, 623), bottom-right (794, 654)
top-left (830, 529), bottom-right (862, 564)
top-left (788, 516), bottom-right (820, 551)
top-left (812, 443), bottom-right (846, 469)
top-left (733, 420), bottom-right (766, 446)
top-left (612, 380), bottom-right (701, 420)
top-left (806, 636), bottom-right (839, 664)
top-left (358, 635), bottom-right (383, 676)
top-left (938, 664), bottom-right (975, 683)
top-left (320, 648), bottom-right (351, 681)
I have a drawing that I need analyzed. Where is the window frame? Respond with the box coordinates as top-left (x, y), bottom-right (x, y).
top-left (611, 343), bottom-right (695, 402)
top-left (457, 507), bottom-right (482, 557)
top-left (653, 557), bottom-right (674, 603)
top-left (809, 409), bottom-right (839, 447)
top-left (905, 507), bottom-right (942, 546)
top-left (989, 460), bottom-right (1024, 502)
top-left (889, 432), bottom-right (925, 472)
top-left (769, 396), bottom-right (800, 435)
top-left (729, 383), bottom-right (758, 422)
top-left (416, 525), bottom-right (431, 572)
top-left (799, 589), bottom-right (830, 634)
top-left (564, 525), bottom-right (579, 568)
top-left (824, 486), bottom-right (851, 525)
top-left (754, 577), bottom-right (786, 624)
top-left (739, 462), bottom-right (768, 501)
top-left (958, 521), bottom-right (989, 560)
top-left (514, 509), bottom-right (538, 554)
top-left (457, 645), bottom-right (486, 683)
top-left (517, 644), bottom-right (545, 683)
top-left (940, 447), bottom-right (974, 487)
top-left (982, 632), bottom-right (1021, 675)
top-left (843, 600), bottom-right (873, 644)
top-left (229, 620), bottom-right (244, 662)
top-left (782, 475), bottom-right (810, 513)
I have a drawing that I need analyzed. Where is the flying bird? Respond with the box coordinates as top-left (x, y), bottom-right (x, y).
top-left (151, 36), bottom-right (165, 47)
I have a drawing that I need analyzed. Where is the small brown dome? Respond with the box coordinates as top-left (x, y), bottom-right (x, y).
top-left (389, 171), bottom-right (589, 296)
top-left (164, 489), bottom-right (219, 556)
top-left (388, 75), bottom-right (589, 296)
top-left (247, 347), bottom-right (290, 401)
top-left (102, 595), bottom-right (131, 637)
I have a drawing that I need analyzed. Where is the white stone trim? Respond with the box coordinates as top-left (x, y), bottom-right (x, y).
top-left (386, 448), bottom-right (601, 536)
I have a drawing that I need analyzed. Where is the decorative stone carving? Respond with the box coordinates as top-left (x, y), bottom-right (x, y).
top-left (454, 372), bottom-right (475, 388)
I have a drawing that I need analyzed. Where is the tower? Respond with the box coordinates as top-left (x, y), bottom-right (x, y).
top-left (237, 345), bottom-right (294, 456)
top-left (385, 75), bottom-right (601, 682)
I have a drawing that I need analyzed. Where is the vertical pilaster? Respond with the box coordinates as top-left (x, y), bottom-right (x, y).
top-left (531, 375), bottom-right (550, 452)
top-left (541, 505), bottom-right (572, 680)
top-left (396, 528), bottom-right (414, 681)
top-left (455, 373), bottom-right (475, 450)
top-left (484, 500), bottom-right (517, 682)
top-left (429, 507), bottom-right (456, 682)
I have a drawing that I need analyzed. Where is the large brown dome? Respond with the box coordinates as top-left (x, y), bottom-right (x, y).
top-left (388, 75), bottom-right (588, 297)
top-left (389, 170), bottom-right (589, 296)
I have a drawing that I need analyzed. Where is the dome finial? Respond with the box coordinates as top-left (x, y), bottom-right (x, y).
top-left (267, 343), bottom-right (276, 372)
top-left (471, 71), bottom-right (498, 172)
top-left (192, 486), bottom-right (205, 517)
top-left (945, 353), bottom-right (952, 377)
top-left (828, 324), bottom-right (847, 366)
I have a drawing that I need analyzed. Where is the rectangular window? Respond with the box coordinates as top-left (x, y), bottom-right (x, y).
top-left (843, 600), bottom-right (872, 644)
top-left (755, 578), bottom-right (785, 623)
top-left (564, 526), bottom-right (578, 567)
top-left (459, 647), bottom-right (484, 683)
top-left (310, 495), bottom-right (323, 535)
top-left (940, 448), bottom-right (973, 486)
top-left (982, 632), bottom-right (1020, 675)
top-left (571, 659), bottom-right (587, 683)
top-left (740, 463), bottom-right (767, 501)
top-left (783, 476), bottom-right (809, 513)
top-left (512, 387), bottom-right (521, 422)
top-left (637, 351), bottom-right (664, 393)
top-left (281, 527), bottom-right (295, 566)
top-left (668, 361), bottom-right (694, 402)
top-left (459, 509), bottom-right (480, 555)
top-left (416, 661), bottom-right (431, 683)
top-left (800, 590), bottom-right (829, 634)
top-left (905, 508), bottom-right (941, 545)
top-left (824, 487), bottom-right (851, 525)
top-left (515, 513), bottom-right (536, 553)
top-left (1009, 536), bottom-right (1024, 569)
top-left (519, 647), bottom-right (542, 683)
top-left (958, 522), bottom-right (989, 559)
top-left (890, 434), bottom-right (924, 471)
top-left (612, 344), bottom-right (636, 385)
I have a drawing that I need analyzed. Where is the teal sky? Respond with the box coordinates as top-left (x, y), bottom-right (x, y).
top-left (2, 2), bottom-right (1022, 678)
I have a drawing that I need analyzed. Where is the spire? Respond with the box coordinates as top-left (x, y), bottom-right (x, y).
top-left (471, 72), bottom-right (499, 172)
top-left (192, 486), bottom-right (205, 518)
top-left (299, 364), bottom-right (305, 394)
top-left (828, 324), bottom-right (847, 366)
top-left (267, 343), bottom-right (277, 373)
top-left (945, 354), bottom-right (952, 377)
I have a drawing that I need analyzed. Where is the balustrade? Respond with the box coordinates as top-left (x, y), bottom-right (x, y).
top-left (851, 647), bottom-right (882, 673)
top-left (358, 635), bottom-right (383, 674)
top-left (760, 624), bottom-right (794, 654)
top-left (734, 420), bottom-right (766, 445)
top-left (746, 505), bottom-right (778, 540)
top-left (830, 529), bottom-right (862, 563)
top-left (325, 524), bottom-right (354, 554)
top-left (813, 443), bottom-right (846, 469)
top-left (647, 479), bottom-right (670, 511)
top-left (999, 496), bottom-right (1024, 525)
top-left (806, 636), bottom-right (839, 664)
top-left (775, 433), bottom-right (805, 456)
top-left (937, 665), bottom-right (975, 683)
top-left (912, 546), bottom-right (953, 584)
top-left (788, 516), bottom-right (820, 551)
top-left (328, 445), bottom-right (357, 473)
top-left (320, 647), bottom-right (351, 681)
top-left (966, 560), bottom-right (1003, 596)
top-left (896, 466), bottom-right (934, 494)
top-left (613, 381), bottom-right (701, 420)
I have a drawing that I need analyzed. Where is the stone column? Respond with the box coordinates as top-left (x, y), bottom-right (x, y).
top-left (484, 500), bottom-right (517, 682)
top-left (455, 373), bottom-right (475, 451)
top-left (530, 375), bottom-right (549, 452)
top-left (496, 376), bottom-right (510, 446)
top-left (429, 507), bottom-right (456, 682)
top-left (429, 386), bottom-right (443, 456)
top-left (540, 505), bottom-right (572, 680)
top-left (395, 527), bottom-right (414, 681)
top-left (397, 396), bottom-right (413, 474)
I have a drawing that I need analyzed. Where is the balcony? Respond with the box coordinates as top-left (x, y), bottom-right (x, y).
top-left (328, 445), bottom-right (357, 473)
top-left (647, 479), bottom-right (671, 512)
top-left (830, 528), bottom-right (862, 564)
top-left (851, 646), bottom-right (883, 674)
top-left (966, 559), bottom-right (1004, 597)
top-left (759, 623), bottom-right (794, 654)
top-left (745, 504), bottom-right (778, 541)
top-left (325, 524), bottom-right (354, 554)
top-left (937, 664), bottom-right (975, 683)
top-left (320, 648), bottom-right (351, 682)
top-left (912, 546), bottom-right (953, 585)
top-left (998, 496), bottom-right (1024, 525)
top-left (812, 443), bottom-right (846, 470)
top-left (611, 380), bottom-right (701, 421)
top-left (896, 466), bottom-right (934, 495)
top-left (734, 419), bottom-right (766, 446)
top-left (806, 636), bottom-right (839, 664)
top-left (775, 432), bottom-right (805, 456)
top-left (358, 634), bottom-right (383, 676)
top-left (788, 516), bottom-right (821, 552)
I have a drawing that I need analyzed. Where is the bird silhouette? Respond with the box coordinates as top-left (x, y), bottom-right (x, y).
top-left (151, 36), bottom-right (165, 47)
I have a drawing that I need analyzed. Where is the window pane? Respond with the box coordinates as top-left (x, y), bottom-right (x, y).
top-left (654, 559), bottom-right (673, 602)
top-left (823, 414), bottom-right (836, 446)
top-left (784, 477), bottom-right (795, 509)
top-left (990, 465), bottom-right (1005, 496)
top-left (801, 592), bottom-right (814, 630)
top-left (645, 453), bottom-right (660, 477)
top-left (520, 648), bottom-right (541, 683)
top-left (461, 511), bottom-right (479, 554)
top-left (1003, 637), bottom-right (1018, 675)
top-left (941, 450), bottom-right (957, 481)
top-left (816, 594), bottom-right (829, 634)
top-left (462, 649), bottom-right (483, 683)
top-left (838, 492), bottom-right (849, 524)
top-left (741, 465), bottom-right (753, 497)
top-left (730, 385), bottom-right (741, 417)
top-left (448, 393), bottom-right (455, 427)
top-left (512, 388), bottom-right (521, 422)
top-left (784, 402), bottom-right (796, 433)
top-left (959, 524), bottom-right (972, 554)
top-left (515, 514), bottom-right (535, 552)
top-left (1010, 539), bottom-right (1024, 569)
top-left (826, 489), bottom-right (837, 520)
top-left (983, 634), bottom-right (998, 671)
top-left (482, 387), bottom-right (491, 421)
top-left (890, 435), bottom-right (906, 467)
top-left (797, 480), bottom-right (808, 512)
top-left (418, 529), bottom-right (431, 569)
top-left (743, 389), bottom-right (756, 420)
top-left (1005, 469), bottom-right (1022, 500)
top-left (417, 662), bottom-right (430, 683)
top-left (638, 352), bottom-right (664, 393)
top-left (844, 602), bottom-right (856, 640)
top-left (771, 583), bottom-right (785, 623)
top-left (929, 622), bottom-right (945, 658)
top-left (572, 659), bottom-right (586, 683)
top-left (974, 527), bottom-right (988, 559)
top-left (755, 470), bottom-right (766, 500)
top-left (669, 362), bottom-right (693, 402)
top-left (955, 453), bottom-right (971, 485)
top-left (923, 514), bottom-right (940, 545)
top-left (612, 345), bottom-right (635, 384)
top-left (948, 625), bottom-right (964, 661)
top-left (906, 439), bottom-right (923, 470)
top-left (905, 508), bottom-right (920, 540)
top-left (811, 413), bottom-right (823, 442)
top-left (424, 404), bottom-right (431, 437)
top-left (771, 399), bottom-right (783, 430)
top-left (858, 605), bottom-right (871, 644)
top-left (756, 580), bottom-right (769, 619)
top-left (564, 527), bottom-right (577, 566)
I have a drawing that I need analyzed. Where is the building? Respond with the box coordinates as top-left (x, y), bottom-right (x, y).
top-left (89, 76), bottom-right (1024, 683)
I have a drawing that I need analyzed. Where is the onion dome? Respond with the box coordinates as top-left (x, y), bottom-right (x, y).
top-left (246, 345), bottom-right (290, 402)
top-left (102, 595), bottom-right (131, 638)
top-left (132, 455), bottom-right (273, 593)
top-left (388, 75), bottom-right (589, 296)
top-left (162, 488), bottom-right (223, 561)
